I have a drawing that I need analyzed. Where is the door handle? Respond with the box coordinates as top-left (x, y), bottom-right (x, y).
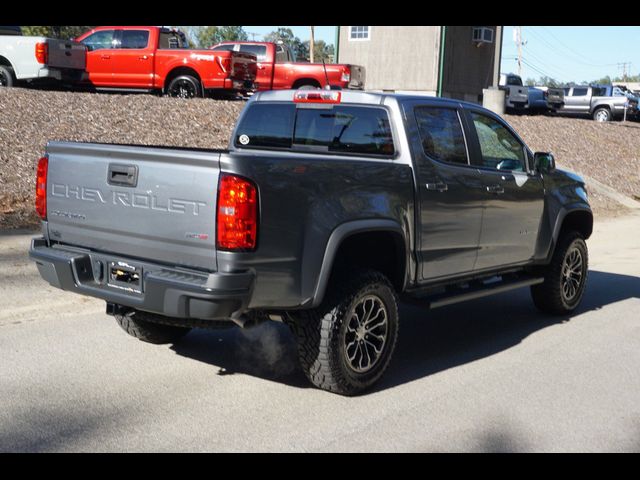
top-left (138, 55), bottom-right (149, 60)
top-left (425, 182), bottom-right (448, 192)
top-left (486, 185), bottom-right (505, 194)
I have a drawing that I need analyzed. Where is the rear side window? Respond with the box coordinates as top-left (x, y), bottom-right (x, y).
top-left (414, 107), bottom-right (468, 165)
top-left (235, 104), bottom-right (395, 157)
top-left (572, 87), bottom-right (588, 97)
top-left (120, 30), bottom-right (149, 49)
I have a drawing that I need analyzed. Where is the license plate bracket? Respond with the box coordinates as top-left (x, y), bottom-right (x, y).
top-left (108, 261), bottom-right (143, 294)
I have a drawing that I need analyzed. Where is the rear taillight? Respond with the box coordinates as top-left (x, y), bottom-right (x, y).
top-left (216, 174), bottom-right (258, 251)
top-left (217, 56), bottom-right (232, 73)
top-left (35, 156), bottom-right (48, 220)
top-left (35, 42), bottom-right (48, 65)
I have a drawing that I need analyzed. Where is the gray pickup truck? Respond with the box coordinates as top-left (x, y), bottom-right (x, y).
top-left (29, 89), bottom-right (593, 395)
top-left (561, 85), bottom-right (638, 122)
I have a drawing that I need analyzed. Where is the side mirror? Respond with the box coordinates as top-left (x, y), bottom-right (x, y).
top-left (534, 152), bottom-right (556, 173)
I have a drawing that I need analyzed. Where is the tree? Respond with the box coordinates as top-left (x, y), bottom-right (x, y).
top-left (302, 39), bottom-right (335, 63)
top-left (22, 26), bottom-right (94, 40)
top-left (264, 28), bottom-right (307, 61)
top-left (193, 26), bottom-right (248, 49)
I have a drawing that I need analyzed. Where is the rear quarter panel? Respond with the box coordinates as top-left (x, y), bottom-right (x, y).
top-left (217, 152), bottom-right (415, 308)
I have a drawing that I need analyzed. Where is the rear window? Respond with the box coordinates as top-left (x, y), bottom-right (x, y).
top-left (239, 44), bottom-right (267, 61)
top-left (234, 103), bottom-right (395, 157)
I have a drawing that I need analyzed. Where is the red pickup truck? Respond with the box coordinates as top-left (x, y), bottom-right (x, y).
top-left (75, 26), bottom-right (257, 98)
top-left (210, 41), bottom-right (365, 91)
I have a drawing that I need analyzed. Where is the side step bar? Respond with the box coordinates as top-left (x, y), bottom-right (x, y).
top-left (407, 275), bottom-right (544, 310)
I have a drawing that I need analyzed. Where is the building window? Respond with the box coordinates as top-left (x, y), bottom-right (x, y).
top-left (349, 26), bottom-right (370, 41)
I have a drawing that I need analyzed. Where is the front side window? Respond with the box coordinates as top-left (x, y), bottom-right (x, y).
top-left (234, 103), bottom-right (395, 157)
top-left (470, 112), bottom-right (526, 172)
top-left (81, 30), bottom-right (116, 52)
top-left (414, 107), bottom-right (468, 165)
top-left (119, 30), bottom-right (150, 49)
top-left (349, 26), bottom-right (370, 41)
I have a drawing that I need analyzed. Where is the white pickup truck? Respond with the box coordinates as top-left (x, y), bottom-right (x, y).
top-left (0, 26), bottom-right (86, 88)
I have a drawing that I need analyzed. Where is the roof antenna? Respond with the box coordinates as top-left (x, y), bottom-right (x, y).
top-left (322, 58), bottom-right (331, 90)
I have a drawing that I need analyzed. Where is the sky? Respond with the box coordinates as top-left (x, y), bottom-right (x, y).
top-left (242, 26), bottom-right (640, 84)
top-left (501, 26), bottom-right (640, 83)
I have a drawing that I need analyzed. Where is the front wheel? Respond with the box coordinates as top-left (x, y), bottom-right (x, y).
top-left (166, 75), bottom-right (202, 99)
top-left (531, 231), bottom-right (589, 315)
top-left (287, 269), bottom-right (399, 396)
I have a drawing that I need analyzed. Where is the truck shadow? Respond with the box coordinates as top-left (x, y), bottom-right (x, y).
top-left (170, 270), bottom-right (640, 392)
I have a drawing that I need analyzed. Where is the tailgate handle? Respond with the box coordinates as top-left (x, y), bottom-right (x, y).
top-left (108, 164), bottom-right (138, 187)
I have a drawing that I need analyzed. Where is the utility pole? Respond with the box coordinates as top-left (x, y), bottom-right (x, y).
top-left (514, 26), bottom-right (526, 77)
top-left (310, 26), bottom-right (315, 63)
top-left (617, 62), bottom-right (631, 82)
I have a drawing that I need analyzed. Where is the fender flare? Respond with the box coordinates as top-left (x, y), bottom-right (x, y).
top-left (309, 219), bottom-right (406, 308)
top-left (547, 204), bottom-right (593, 261)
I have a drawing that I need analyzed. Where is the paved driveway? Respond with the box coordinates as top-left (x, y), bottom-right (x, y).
top-left (1, 214), bottom-right (639, 452)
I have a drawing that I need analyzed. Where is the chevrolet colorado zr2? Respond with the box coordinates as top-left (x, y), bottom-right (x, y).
top-left (30, 89), bottom-right (592, 395)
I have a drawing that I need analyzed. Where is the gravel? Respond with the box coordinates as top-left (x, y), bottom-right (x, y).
top-left (0, 88), bottom-right (244, 229)
top-left (0, 88), bottom-right (637, 229)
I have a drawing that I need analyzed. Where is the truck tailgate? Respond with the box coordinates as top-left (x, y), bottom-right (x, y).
top-left (45, 142), bottom-right (221, 271)
top-left (348, 64), bottom-right (365, 89)
top-left (230, 51), bottom-right (257, 82)
top-left (46, 39), bottom-right (86, 70)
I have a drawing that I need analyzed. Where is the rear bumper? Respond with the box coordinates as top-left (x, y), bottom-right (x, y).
top-left (29, 238), bottom-right (254, 322)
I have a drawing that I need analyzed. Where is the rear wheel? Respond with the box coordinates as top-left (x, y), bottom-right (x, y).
top-left (531, 231), bottom-right (589, 315)
top-left (166, 75), bottom-right (202, 99)
top-left (0, 65), bottom-right (15, 88)
top-left (593, 107), bottom-right (611, 122)
top-left (287, 269), bottom-right (399, 396)
top-left (115, 310), bottom-right (191, 344)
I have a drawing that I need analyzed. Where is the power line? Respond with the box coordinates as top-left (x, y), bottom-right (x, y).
top-left (534, 26), bottom-right (618, 68)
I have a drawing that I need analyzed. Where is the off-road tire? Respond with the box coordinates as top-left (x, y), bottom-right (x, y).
top-left (287, 269), bottom-right (399, 396)
top-left (0, 65), bottom-right (15, 88)
top-left (115, 310), bottom-right (191, 344)
top-left (531, 231), bottom-right (589, 315)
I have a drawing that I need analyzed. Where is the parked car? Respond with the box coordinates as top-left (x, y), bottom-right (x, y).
top-left (528, 86), bottom-right (565, 113)
top-left (210, 41), bottom-right (365, 91)
top-left (499, 73), bottom-right (529, 112)
top-left (560, 84), bottom-right (638, 122)
top-left (0, 25), bottom-right (87, 88)
top-left (74, 26), bottom-right (257, 98)
top-left (29, 90), bottom-right (592, 395)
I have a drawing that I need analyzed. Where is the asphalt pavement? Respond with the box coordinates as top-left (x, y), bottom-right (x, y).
top-left (1, 214), bottom-right (639, 452)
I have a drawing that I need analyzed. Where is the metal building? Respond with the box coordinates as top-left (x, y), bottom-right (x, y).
top-left (336, 26), bottom-right (503, 104)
